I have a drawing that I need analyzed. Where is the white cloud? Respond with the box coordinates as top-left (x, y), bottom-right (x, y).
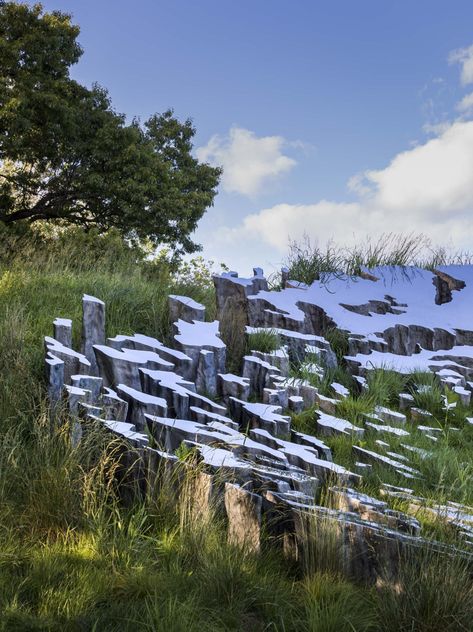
top-left (457, 91), bottom-right (473, 113)
top-left (196, 127), bottom-right (296, 196)
top-left (347, 172), bottom-right (371, 196)
top-left (422, 121), bottom-right (452, 135)
top-left (242, 201), bottom-right (363, 250)
top-left (223, 120), bottom-right (473, 261)
top-left (363, 121), bottom-right (473, 217)
top-left (449, 44), bottom-right (473, 85)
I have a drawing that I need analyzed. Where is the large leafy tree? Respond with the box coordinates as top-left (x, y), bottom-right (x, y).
top-left (0, 2), bottom-right (221, 254)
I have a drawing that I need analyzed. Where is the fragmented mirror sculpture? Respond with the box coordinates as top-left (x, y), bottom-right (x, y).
top-left (44, 264), bottom-right (473, 579)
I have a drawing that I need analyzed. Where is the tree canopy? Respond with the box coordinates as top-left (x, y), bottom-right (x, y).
top-left (0, 2), bottom-right (221, 254)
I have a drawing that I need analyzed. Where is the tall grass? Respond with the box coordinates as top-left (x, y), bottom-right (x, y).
top-left (218, 296), bottom-right (248, 374)
top-left (323, 328), bottom-right (349, 364)
top-left (1, 226), bottom-right (473, 630)
top-left (376, 546), bottom-right (473, 632)
top-left (286, 232), bottom-right (473, 285)
top-left (367, 368), bottom-right (408, 408)
top-left (301, 572), bottom-right (378, 632)
top-left (407, 371), bottom-right (445, 419)
top-left (247, 328), bottom-right (281, 354)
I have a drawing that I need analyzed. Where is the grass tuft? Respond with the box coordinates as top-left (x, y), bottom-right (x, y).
top-left (247, 328), bottom-right (281, 354)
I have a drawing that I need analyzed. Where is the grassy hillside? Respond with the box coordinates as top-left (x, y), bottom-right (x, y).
top-left (1, 228), bottom-right (472, 631)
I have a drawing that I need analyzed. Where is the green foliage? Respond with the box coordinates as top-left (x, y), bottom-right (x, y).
top-left (285, 238), bottom-right (344, 284)
top-left (324, 327), bottom-right (349, 364)
top-left (0, 3), bottom-right (221, 255)
top-left (301, 572), bottom-right (378, 632)
top-left (247, 329), bottom-right (281, 354)
top-left (219, 296), bottom-right (248, 374)
top-left (377, 547), bottom-right (473, 632)
top-left (170, 254), bottom-right (228, 287)
top-left (367, 368), bottom-right (408, 408)
top-left (286, 233), bottom-right (431, 284)
top-left (2, 236), bottom-right (473, 629)
top-left (335, 394), bottom-right (374, 425)
top-left (291, 406), bottom-right (318, 434)
top-left (409, 440), bottom-right (473, 506)
top-left (293, 353), bottom-right (355, 398)
top-left (175, 442), bottom-right (199, 464)
top-left (408, 371), bottom-right (445, 419)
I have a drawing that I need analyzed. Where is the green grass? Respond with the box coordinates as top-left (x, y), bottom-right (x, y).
top-left (285, 232), bottom-right (473, 285)
top-left (408, 371), bottom-right (445, 418)
top-left (367, 367), bottom-right (409, 408)
top-left (376, 546), bottom-right (473, 632)
top-left (292, 355), bottom-right (356, 399)
top-left (1, 227), bottom-right (473, 630)
top-left (246, 328), bottom-right (281, 354)
top-left (323, 328), bottom-right (350, 364)
top-left (300, 572), bottom-right (378, 632)
top-left (335, 394), bottom-right (374, 425)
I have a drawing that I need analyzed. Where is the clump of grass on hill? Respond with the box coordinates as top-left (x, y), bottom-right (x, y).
top-left (285, 232), bottom-right (473, 285)
top-left (324, 327), bottom-right (349, 364)
top-left (421, 245), bottom-right (473, 269)
top-left (285, 238), bottom-right (345, 284)
top-left (247, 328), bottom-right (281, 354)
top-left (408, 371), bottom-right (444, 417)
top-left (301, 572), bottom-right (378, 632)
top-left (219, 296), bottom-right (248, 374)
top-left (366, 367), bottom-right (408, 408)
top-left (285, 233), bottom-right (431, 284)
top-left (335, 393), bottom-right (374, 425)
top-left (377, 546), bottom-right (473, 632)
top-left (291, 406), bottom-right (318, 435)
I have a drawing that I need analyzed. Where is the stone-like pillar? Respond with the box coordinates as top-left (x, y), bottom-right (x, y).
top-left (168, 295), bottom-right (206, 323)
top-left (102, 387), bottom-right (129, 422)
top-left (218, 373), bottom-right (251, 404)
top-left (71, 375), bottom-right (103, 404)
top-left (196, 349), bottom-right (217, 397)
top-left (224, 483), bottom-right (262, 553)
top-left (45, 337), bottom-right (91, 383)
top-left (64, 384), bottom-right (92, 416)
top-left (53, 318), bottom-right (73, 348)
top-left (81, 295), bottom-right (105, 375)
top-left (45, 353), bottom-right (64, 406)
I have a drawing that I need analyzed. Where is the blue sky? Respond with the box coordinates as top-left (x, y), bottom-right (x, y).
top-left (39, 0), bottom-right (473, 272)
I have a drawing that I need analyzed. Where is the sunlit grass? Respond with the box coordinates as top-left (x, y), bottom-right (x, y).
top-left (1, 228), bottom-right (473, 629)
